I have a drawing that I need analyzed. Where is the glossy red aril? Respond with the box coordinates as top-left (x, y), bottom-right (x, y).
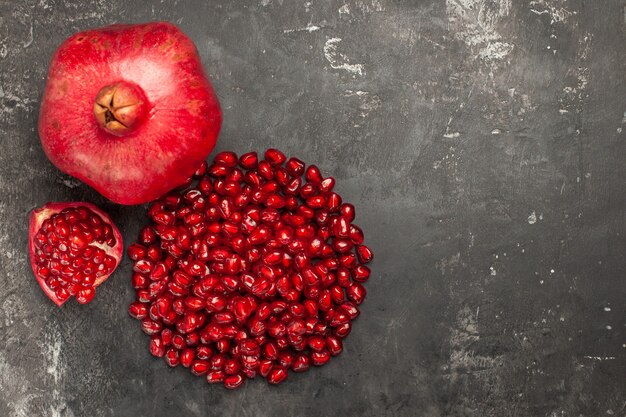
top-left (356, 245), bottom-right (374, 264)
top-left (267, 366), bottom-right (288, 385)
top-left (29, 202), bottom-right (123, 306)
top-left (311, 350), bottom-right (331, 366)
top-left (128, 149), bottom-right (373, 389)
top-left (206, 370), bottom-right (225, 383)
top-left (223, 373), bottom-right (245, 389)
top-left (38, 22), bottom-right (222, 204)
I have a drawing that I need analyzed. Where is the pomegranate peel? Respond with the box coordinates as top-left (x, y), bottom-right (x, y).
top-left (38, 22), bottom-right (222, 205)
top-left (29, 202), bottom-right (123, 306)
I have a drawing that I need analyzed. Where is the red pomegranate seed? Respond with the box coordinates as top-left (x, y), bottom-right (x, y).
top-left (318, 290), bottom-right (332, 311)
top-left (128, 149), bottom-right (372, 389)
top-left (257, 161), bottom-right (273, 180)
top-left (349, 225), bottom-right (364, 245)
top-left (305, 165), bottom-right (322, 184)
top-left (330, 285), bottom-right (345, 303)
top-left (330, 311), bottom-right (349, 327)
top-left (264, 149), bottom-right (286, 166)
top-left (333, 217), bottom-right (350, 238)
top-left (259, 359), bottom-right (273, 377)
top-left (291, 353), bottom-right (311, 372)
top-left (141, 319), bottom-right (162, 335)
top-left (340, 302), bottom-right (360, 320)
top-left (240, 354), bottom-right (260, 369)
top-left (339, 253), bottom-right (358, 268)
top-left (193, 161), bottom-right (207, 178)
top-left (278, 351), bottom-right (295, 367)
top-left (191, 360), bottom-right (210, 376)
top-left (129, 302), bottom-right (148, 319)
top-left (306, 195), bottom-right (326, 209)
top-left (326, 336), bottom-right (343, 356)
top-left (239, 152), bottom-right (258, 169)
top-left (214, 151), bottom-right (238, 167)
top-left (285, 157), bottom-right (305, 176)
top-left (242, 367), bottom-right (257, 379)
top-left (356, 245), bottom-right (373, 264)
top-left (340, 203), bottom-right (355, 221)
top-left (319, 177), bottom-right (335, 192)
top-left (299, 183), bottom-right (316, 198)
top-left (224, 358), bottom-right (241, 375)
top-left (267, 321), bottom-right (286, 338)
top-left (267, 365), bottom-right (288, 385)
top-left (150, 335), bottom-right (165, 357)
top-left (346, 283), bottom-right (366, 305)
top-left (307, 335), bottom-right (326, 352)
top-left (224, 373), bottom-right (245, 389)
top-left (352, 265), bottom-right (371, 283)
top-left (334, 322), bottom-right (352, 338)
top-left (284, 177), bottom-right (301, 195)
top-left (186, 332), bottom-right (200, 347)
top-left (239, 339), bottom-right (260, 356)
top-left (206, 370), bottom-right (225, 383)
top-left (164, 348), bottom-right (180, 367)
top-left (333, 239), bottom-right (354, 253)
top-left (127, 244), bottom-right (147, 261)
top-left (180, 348), bottom-right (195, 367)
top-left (311, 350), bottom-right (331, 366)
top-left (196, 345), bottom-right (213, 360)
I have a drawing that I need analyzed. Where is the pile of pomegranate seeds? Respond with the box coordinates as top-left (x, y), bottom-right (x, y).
top-left (127, 149), bottom-right (373, 389)
top-left (32, 206), bottom-right (119, 304)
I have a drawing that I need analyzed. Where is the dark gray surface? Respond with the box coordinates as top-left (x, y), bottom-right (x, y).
top-left (1, 0), bottom-right (625, 416)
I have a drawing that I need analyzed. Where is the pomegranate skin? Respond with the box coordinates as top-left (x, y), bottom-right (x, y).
top-left (38, 22), bottom-right (222, 205)
top-left (28, 202), bottom-right (123, 306)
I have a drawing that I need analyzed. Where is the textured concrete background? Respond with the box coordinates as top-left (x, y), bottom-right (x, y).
top-left (1, 0), bottom-right (625, 416)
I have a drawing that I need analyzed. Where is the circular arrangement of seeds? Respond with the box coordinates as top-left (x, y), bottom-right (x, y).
top-left (127, 149), bottom-right (373, 389)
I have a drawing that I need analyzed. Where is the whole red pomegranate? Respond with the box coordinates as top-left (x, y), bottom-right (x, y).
top-left (38, 22), bottom-right (222, 205)
top-left (29, 202), bottom-right (123, 306)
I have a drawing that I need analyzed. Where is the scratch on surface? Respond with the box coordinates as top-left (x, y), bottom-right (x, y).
top-left (344, 90), bottom-right (381, 117)
top-left (437, 252), bottom-right (461, 275)
top-left (529, 0), bottom-right (574, 24)
top-left (337, 0), bottom-right (384, 15)
top-left (358, 0), bottom-right (384, 13)
top-left (446, 0), bottom-right (514, 68)
top-left (43, 325), bottom-right (73, 417)
top-left (283, 23), bottom-right (323, 33)
top-left (0, 202), bottom-right (24, 265)
top-left (0, 85), bottom-right (35, 114)
top-left (22, 22), bottom-right (33, 48)
top-left (558, 33), bottom-right (592, 115)
top-left (583, 356), bottom-right (615, 361)
top-left (0, 349), bottom-right (42, 416)
top-left (323, 38), bottom-right (365, 76)
top-left (443, 115), bottom-right (461, 138)
top-left (56, 177), bottom-right (82, 189)
top-left (478, 41), bottom-right (514, 62)
top-left (445, 306), bottom-right (504, 378)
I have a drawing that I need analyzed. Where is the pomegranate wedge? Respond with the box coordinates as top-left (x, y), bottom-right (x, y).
top-left (29, 202), bottom-right (123, 306)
